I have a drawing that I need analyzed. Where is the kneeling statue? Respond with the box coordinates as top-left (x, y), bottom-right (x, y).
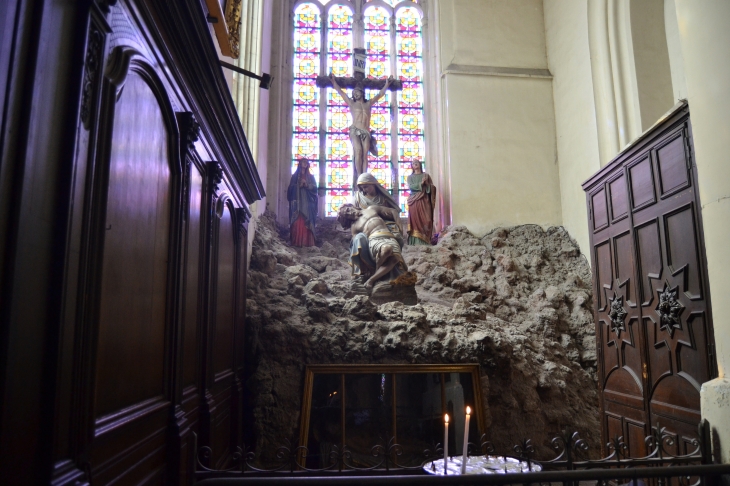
top-left (337, 204), bottom-right (417, 305)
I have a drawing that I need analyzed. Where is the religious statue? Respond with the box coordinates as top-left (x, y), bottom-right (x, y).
top-left (353, 172), bottom-right (404, 248)
top-left (330, 72), bottom-right (393, 181)
top-left (287, 158), bottom-right (318, 247)
top-left (406, 161), bottom-right (437, 246)
top-left (337, 204), bottom-right (409, 290)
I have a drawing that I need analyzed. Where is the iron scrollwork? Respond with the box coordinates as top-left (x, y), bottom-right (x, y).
top-left (194, 420), bottom-right (713, 482)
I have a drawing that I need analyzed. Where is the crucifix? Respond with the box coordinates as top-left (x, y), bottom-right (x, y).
top-left (316, 48), bottom-right (403, 184)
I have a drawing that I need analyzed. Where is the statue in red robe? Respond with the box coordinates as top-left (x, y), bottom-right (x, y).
top-left (406, 161), bottom-right (437, 246)
top-left (287, 158), bottom-right (318, 247)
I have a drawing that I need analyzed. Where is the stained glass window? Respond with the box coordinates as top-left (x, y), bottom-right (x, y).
top-left (325, 4), bottom-right (354, 216)
top-left (293, 3), bottom-right (321, 184)
top-left (368, 0), bottom-right (417, 7)
top-left (292, 1), bottom-right (425, 218)
top-left (396, 5), bottom-right (425, 213)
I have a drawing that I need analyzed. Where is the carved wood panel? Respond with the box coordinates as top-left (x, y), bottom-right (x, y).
top-left (89, 62), bottom-right (176, 484)
top-left (95, 71), bottom-right (170, 417)
top-left (584, 107), bottom-right (715, 458)
top-left (1, 0), bottom-right (262, 483)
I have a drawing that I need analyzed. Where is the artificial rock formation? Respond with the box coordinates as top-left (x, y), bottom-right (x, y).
top-left (245, 211), bottom-right (600, 461)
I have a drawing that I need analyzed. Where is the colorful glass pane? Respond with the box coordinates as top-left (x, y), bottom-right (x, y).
top-left (325, 4), bottom-right (354, 212)
top-left (367, 0), bottom-right (406, 6)
top-left (326, 189), bottom-right (351, 217)
top-left (396, 5), bottom-right (424, 215)
top-left (326, 5), bottom-right (353, 77)
top-left (295, 3), bottom-right (319, 27)
top-left (291, 1), bottom-right (425, 218)
top-left (370, 161), bottom-right (392, 189)
top-left (293, 3), bottom-right (321, 184)
top-left (399, 190), bottom-right (410, 214)
top-left (364, 6), bottom-right (390, 79)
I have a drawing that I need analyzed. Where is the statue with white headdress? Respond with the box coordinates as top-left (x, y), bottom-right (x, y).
top-left (352, 172), bottom-right (404, 248)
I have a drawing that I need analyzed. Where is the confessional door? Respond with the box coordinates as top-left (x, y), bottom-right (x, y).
top-left (583, 105), bottom-right (716, 458)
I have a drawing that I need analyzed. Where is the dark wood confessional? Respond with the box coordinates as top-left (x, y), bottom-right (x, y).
top-left (0, 0), bottom-right (264, 484)
top-left (582, 102), bottom-right (717, 458)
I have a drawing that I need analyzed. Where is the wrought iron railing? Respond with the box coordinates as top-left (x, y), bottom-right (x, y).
top-left (194, 419), bottom-right (729, 485)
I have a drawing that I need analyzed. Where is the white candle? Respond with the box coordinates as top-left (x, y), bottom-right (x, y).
top-left (444, 413), bottom-right (449, 472)
top-left (461, 406), bottom-right (471, 474)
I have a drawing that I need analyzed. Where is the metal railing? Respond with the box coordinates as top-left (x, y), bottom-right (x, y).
top-left (194, 419), bottom-right (729, 485)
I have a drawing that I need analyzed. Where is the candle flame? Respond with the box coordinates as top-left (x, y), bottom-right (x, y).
top-left (444, 413), bottom-right (449, 423)
top-left (466, 406), bottom-right (471, 415)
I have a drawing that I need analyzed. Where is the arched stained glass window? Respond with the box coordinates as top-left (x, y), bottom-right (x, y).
top-left (370, 0), bottom-right (419, 7)
top-left (325, 4), bottom-right (354, 216)
top-left (364, 5), bottom-right (392, 194)
top-left (292, 0), bottom-right (425, 217)
top-left (396, 5), bottom-right (425, 213)
top-left (293, 3), bottom-right (322, 184)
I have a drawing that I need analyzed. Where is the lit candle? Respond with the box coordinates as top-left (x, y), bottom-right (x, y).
top-left (461, 406), bottom-right (471, 474)
top-left (444, 414), bottom-right (449, 472)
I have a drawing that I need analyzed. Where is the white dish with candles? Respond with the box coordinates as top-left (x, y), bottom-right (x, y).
top-left (422, 455), bottom-right (541, 476)
top-left (425, 405), bottom-right (540, 475)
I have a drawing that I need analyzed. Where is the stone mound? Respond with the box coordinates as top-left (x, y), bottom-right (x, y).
top-left (245, 211), bottom-right (600, 461)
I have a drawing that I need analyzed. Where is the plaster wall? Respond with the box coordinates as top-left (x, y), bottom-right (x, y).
top-left (439, 0), bottom-right (548, 69)
top-left (630, 0), bottom-right (674, 131)
top-left (245, 0), bottom-right (273, 264)
top-left (673, 0), bottom-right (730, 463)
top-left (543, 0), bottom-right (601, 258)
top-left (663, 0), bottom-right (687, 102)
top-left (438, 0), bottom-right (562, 236)
top-left (444, 74), bottom-right (561, 236)
top-left (265, 0), bottom-right (290, 224)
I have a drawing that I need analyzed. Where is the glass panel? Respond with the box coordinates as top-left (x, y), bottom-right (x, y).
top-left (325, 188), bottom-right (352, 217)
top-left (395, 373), bottom-right (442, 467)
top-left (344, 374), bottom-right (393, 467)
top-left (293, 3), bottom-right (322, 184)
top-left (396, 6), bottom-right (424, 216)
top-left (303, 368), bottom-right (482, 470)
top-left (445, 373), bottom-right (479, 455)
top-left (305, 374), bottom-right (342, 469)
top-left (365, 88), bottom-right (392, 191)
top-left (325, 4), bottom-right (355, 216)
top-left (364, 6), bottom-right (391, 79)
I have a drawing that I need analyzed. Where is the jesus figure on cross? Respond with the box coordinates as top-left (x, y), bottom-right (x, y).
top-left (329, 71), bottom-right (394, 181)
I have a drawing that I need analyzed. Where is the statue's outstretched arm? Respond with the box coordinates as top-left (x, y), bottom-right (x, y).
top-left (371, 76), bottom-right (393, 104)
top-left (329, 72), bottom-right (352, 107)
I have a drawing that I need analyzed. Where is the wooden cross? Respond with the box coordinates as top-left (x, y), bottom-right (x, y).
top-left (315, 48), bottom-right (403, 93)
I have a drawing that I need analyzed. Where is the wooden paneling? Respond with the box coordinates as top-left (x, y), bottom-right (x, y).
top-left (629, 155), bottom-right (656, 210)
top-left (583, 104), bottom-right (716, 458)
top-left (609, 175), bottom-right (629, 222)
top-left (656, 133), bottom-right (690, 197)
top-left (592, 188), bottom-right (609, 231)
top-left (0, 0), bottom-right (262, 483)
top-left (214, 202), bottom-right (236, 376)
top-left (184, 165), bottom-right (204, 389)
top-left (95, 71), bottom-right (170, 417)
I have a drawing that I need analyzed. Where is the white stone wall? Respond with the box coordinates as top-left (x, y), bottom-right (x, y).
top-left (543, 0), bottom-right (600, 258)
top-left (436, 0), bottom-right (563, 237)
top-left (673, 0), bottom-right (730, 461)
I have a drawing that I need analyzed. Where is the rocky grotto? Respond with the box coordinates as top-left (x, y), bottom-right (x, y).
top-left (244, 211), bottom-right (601, 461)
